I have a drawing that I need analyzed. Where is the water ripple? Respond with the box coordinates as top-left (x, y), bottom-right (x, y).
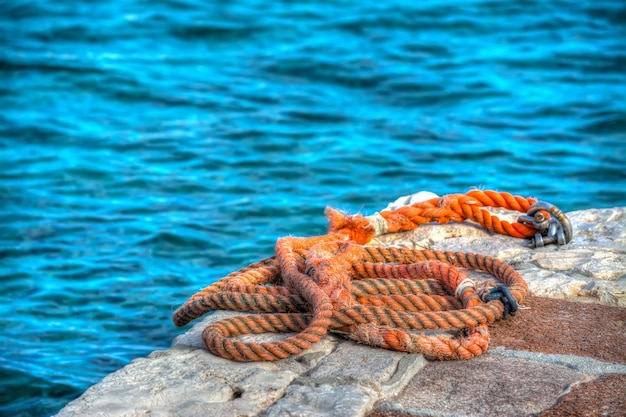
top-left (1, 1), bottom-right (625, 416)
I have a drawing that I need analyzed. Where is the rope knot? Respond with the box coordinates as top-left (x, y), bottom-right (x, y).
top-left (173, 189), bottom-right (543, 362)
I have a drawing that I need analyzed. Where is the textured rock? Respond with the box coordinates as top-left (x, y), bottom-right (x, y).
top-left (488, 295), bottom-right (626, 364)
top-left (58, 310), bottom-right (424, 417)
top-left (306, 342), bottom-right (426, 396)
top-left (488, 348), bottom-right (626, 374)
top-left (56, 347), bottom-right (298, 417)
top-left (538, 373), bottom-right (626, 417)
top-left (264, 384), bottom-right (378, 417)
top-left (372, 207), bottom-right (626, 307)
top-left (373, 355), bottom-right (589, 417)
top-left (56, 201), bottom-right (626, 417)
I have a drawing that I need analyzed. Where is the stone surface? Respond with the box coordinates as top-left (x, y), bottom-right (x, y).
top-left (489, 295), bottom-right (626, 364)
top-left (538, 373), bottom-right (626, 417)
top-left (56, 347), bottom-right (298, 417)
top-left (56, 203), bottom-right (626, 417)
top-left (58, 309), bottom-right (424, 417)
top-left (488, 348), bottom-right (626, 375)
top-left (371, 354), bottom-right (588, 417)
top-left (264, 384), bottom-right (378, 417)
top-left (372, 207), bottom-right (626, 307)
top-left (306, 341), bottom-right (427, 396)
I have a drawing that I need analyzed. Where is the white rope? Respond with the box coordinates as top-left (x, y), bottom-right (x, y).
top-left (455, 278), bottom-right (476, 300)
top-left (365, 212), bottom-right (388, 236)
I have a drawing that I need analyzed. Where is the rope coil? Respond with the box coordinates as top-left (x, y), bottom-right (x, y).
top-left (173, 190), bottom-right (570, 361)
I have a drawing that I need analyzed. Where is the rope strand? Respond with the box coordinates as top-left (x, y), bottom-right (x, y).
top-left (173, 190), bottom-right (552, 361)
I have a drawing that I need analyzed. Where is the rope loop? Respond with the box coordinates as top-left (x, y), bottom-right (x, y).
top-left (173, 190), bottom-right (569, 361)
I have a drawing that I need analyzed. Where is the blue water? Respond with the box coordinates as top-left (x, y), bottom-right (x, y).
top-left (1, 0), bottom-right (625, 415)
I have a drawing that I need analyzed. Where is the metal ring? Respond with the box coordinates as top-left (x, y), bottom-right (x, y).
top-left (526, 201), bottom-right (573, 244)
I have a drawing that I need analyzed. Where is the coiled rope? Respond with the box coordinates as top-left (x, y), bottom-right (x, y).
top-left (173, 190), bottom-right (570, 361)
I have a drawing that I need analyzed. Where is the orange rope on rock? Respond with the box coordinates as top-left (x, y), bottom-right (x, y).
top-left (173, 190), bottom-right (564, 361)
top-left (326, 189), bottom-right (540, 243)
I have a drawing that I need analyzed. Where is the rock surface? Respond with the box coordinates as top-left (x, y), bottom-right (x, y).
top-left (56, 203), bottom-right (626, 417)
top-left (372, 206), bottom-right (626, 307)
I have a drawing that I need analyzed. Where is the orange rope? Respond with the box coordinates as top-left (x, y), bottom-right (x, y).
top-left (327, 190), bottom-right (540, 243)
top-left (173, 190), bottom-right (548, 361)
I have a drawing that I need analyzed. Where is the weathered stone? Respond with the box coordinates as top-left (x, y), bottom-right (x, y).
top-left (56, 347), bottom-right (297, 417)
top-left (267, 341), bottom-right (426, 416)
top-left (539, 373), bottom-right (626, 417)
top-left (374, 354), bottom-right (588, 417)
top-left (55, 201), bottom-right (626, 417)
top-left (373, 206), bottom-right (626, 307)
top-left (264, 384), bottom-right (378, 417)
top-left (382, 354), bottom-right (429, 398)
top-left (371, 222), bottom-right (495, 251)
top-left (489, 348), bottom-right (626, 374)
top-left (489, 296), bottom-right (626, 365)
top-left (306, 341), bottom-right (426, 396)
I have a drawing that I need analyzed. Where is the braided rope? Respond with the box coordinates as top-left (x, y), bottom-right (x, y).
top-left (325, 189), bottom-right (539, 243)
top-left (375, 190), bottom-right (538, 239)
top-left (173, 190), bottom-right (541, 361)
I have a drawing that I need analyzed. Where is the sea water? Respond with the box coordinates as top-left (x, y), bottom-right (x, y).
top-left (1, 1), bottom-right (625, 415)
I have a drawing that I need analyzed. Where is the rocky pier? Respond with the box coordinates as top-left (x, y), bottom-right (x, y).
top-left (56, 205), bottom-right (626, 417)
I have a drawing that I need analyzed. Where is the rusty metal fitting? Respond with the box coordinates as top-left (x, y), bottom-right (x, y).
top-left (518, 201), bottom-right (573, 248)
